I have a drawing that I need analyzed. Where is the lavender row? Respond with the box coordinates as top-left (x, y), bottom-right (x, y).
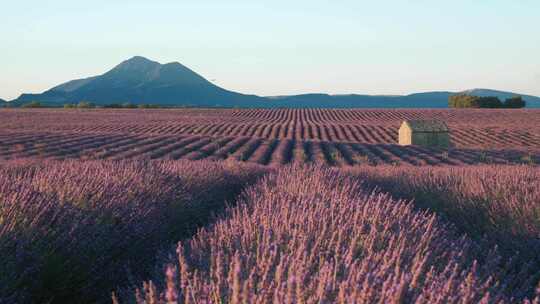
top-left (133, 165), bottom-right (539, 303)
top-left (0, 159), bottom-right (267, 303)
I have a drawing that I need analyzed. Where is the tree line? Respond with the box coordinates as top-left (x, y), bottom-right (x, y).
top-left (449, 95), bottom-right (526, 108)
top-left (64, 102), bottom-right (162, 109)
top-left (18, 101), bottom-right (162, 109)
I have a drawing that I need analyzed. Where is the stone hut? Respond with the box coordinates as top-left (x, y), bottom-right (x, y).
top-left (398, 120), bottom-right (450, 148)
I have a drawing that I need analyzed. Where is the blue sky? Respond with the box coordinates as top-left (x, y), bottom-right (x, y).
top-left (1, 0), bottom-right (539, 100)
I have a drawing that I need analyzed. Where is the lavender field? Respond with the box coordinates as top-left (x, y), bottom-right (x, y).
top-left (132, 164), bottom-right (540, 304)
top-left (0, 159), bottom-right (267, 303)
top-left (0, 109), bottom-right (539, 303)
top-left (1, 109), bottom-right (539, 166)
top-left (1, 160), bottom-right (538, 303)
top-left (4, 0), bottom-right (540, 302)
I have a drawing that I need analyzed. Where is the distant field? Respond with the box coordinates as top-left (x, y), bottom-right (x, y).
top-left (1, 108), bottom-right (539, 165)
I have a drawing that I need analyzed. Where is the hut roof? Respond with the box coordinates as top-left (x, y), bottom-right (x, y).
top-left (402, 120), bottom-right (449, 132)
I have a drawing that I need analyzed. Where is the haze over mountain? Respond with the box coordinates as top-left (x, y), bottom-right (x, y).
top-left (9, 56), bottom-right (540, 108)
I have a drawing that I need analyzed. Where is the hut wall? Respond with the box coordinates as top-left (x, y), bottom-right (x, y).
top-left (411, 132), bottom-right (450, 148)
top-left (398, 127), bottom-right (413, 145)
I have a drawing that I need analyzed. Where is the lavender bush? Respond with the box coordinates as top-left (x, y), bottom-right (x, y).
top-left (0, 159), bottom-right (266, 303)
top-left (133, 165), bottom-right (540, 303)
top-left (2, 159), bottom-right (538, 303)
top-left (346, 166), bottom-right (539, 263)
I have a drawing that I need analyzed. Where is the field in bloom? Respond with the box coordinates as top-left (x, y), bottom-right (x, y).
top-left (130, 164), bottom-right (540, 304)
top-left (0, 159), bottom-right (267, 303)
top-left (0, 108), bottom-right (539, 303)
top-left (0, 109), bottom-right (539, 166)
top-left (1, 161), bottom-right (539, 303)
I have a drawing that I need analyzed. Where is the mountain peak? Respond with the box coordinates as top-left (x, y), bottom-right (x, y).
top-left (111, 56), bottom-right (161, 73)
top-left (12, 56), bottom-right (263, 107)
top-left (126, 56), bottom-right (156, 64)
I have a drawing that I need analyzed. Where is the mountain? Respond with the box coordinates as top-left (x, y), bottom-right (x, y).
top-left (10, 56), bottom-right (540, 108)
top-left (269, 90), bottom-right (540, 108)
top-left (267, 92), bottom-right (453, 108)
top-left (12, 56), bottom-right (266, 107)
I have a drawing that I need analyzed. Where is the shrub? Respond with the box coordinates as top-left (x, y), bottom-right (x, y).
top-left (347, 165), bottom-right (540, 296)
top-left (449, 94), bottom-right (502, 108)
top-left (122, 102), bottom-right (137, 109)
top-left (504, 96), bottom-right (526, 108)
top-left (480, 96), bottom-right (504, 108)
top-left (0, 159), bottom-right (267, 303)
top-left (103, 103), bottom-right (124, 108)
top-left (132, 165), bottom-right (540, 303)
top-left (137, 104), bottom-right (161, 109)
top-left (449, 94), bottom-right (526, 108)
top-left (21, 101), bottom-right (42, 108)
top-left (77, 101), bottom-right (94, 108)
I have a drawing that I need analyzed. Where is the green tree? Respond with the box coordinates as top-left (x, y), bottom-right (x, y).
top-left (103, 103), bottom-right (123, 108)
top-left (22, 101), bottom-right (42, 108)
top-left (479, 96), bottom-right (502, 108)
top-left (122, 102), bottom-right (137, 109)
top-left (77, 101), bottom-right (94, 108)
top-left (137, 104), bottom-right (160, 109)
top-left (504, 96), bottom-right (526, 108)
top-left (449, 94), bottom-right (503, 108)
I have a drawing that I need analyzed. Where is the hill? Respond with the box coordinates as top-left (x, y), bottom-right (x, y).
top-left (269, 90), bottom-right (540, 108)
top-left (9, 56), bottom-right (540, 108)
top-left (266, 92), bottom-right (453, 108)
top-left (12, 56), bottom-right (266, 107)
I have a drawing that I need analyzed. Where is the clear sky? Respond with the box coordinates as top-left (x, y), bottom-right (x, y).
top-left (1, 0), bottom-right (539, 100)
